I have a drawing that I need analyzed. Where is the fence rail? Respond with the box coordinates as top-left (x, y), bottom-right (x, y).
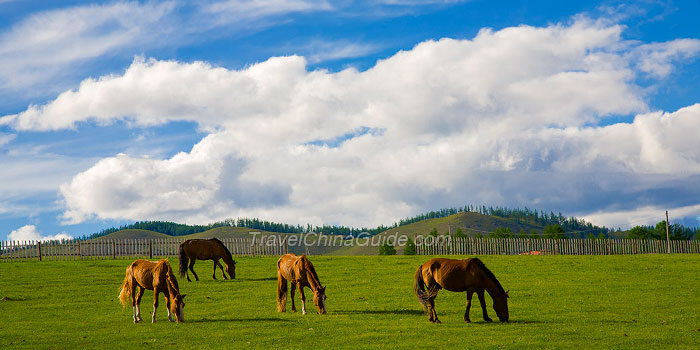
top-left (415, 237), bottom-right (700, 255)
top-left (0, 237), bottom-right (287, 262)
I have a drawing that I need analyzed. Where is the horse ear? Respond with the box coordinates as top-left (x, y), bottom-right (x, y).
top-left (505, 290), bottom-right (510, 298)
top-left (181, 294), bottom-right (187, 299)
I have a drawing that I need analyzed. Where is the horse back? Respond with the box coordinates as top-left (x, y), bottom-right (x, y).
top-left (423, 258), bottom-right (478, 293)
top-left (277, 254), bottom-right (303, 282)
top-left (129, 259), bottom-right (171, 291)
top-left (183, 239), bottom-right (227, 260)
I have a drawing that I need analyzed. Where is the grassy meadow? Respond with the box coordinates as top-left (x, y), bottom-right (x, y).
top-left (1, 255), bottom-right (699, 349)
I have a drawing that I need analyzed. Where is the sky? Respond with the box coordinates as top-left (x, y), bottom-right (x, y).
top-left (1, 0), bottom-right (700, 241)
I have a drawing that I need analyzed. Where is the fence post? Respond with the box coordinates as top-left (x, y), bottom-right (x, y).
top-left (37, 241), bottom-right (42, 261)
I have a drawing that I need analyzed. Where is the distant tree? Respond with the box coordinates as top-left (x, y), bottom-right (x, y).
top-left (454, 228), bottom-right (466, 238)
top-left (379, 241), bottom-right (396, 255)
top-left (491, 227), bottom-right (514, 238)
top-left (429, 228), bottom-right (438, 237)
top-left (544, 224), bottom-right (567, 239)
top-left (530, 230), bottom-right (539, 238)
top-left (518, 230), bottom-right (528, 238)
top-left (403, 238), bottom-right (416, 255)
top-left (597, 232), bottom-right (607, 240)
top-left (587, 233), bottom-right (596, 240)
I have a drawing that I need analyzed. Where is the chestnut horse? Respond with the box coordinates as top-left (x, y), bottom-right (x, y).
top-left (178, 238), bottom-right (236, 282)
top-left (119, 259), bottom-right (186, 323)
top-left (277, 254), bottom-right (327, 315)
top-left (414, 257), bottom-right (509, 323)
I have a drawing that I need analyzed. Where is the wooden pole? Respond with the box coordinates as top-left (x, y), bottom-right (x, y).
top-left (665, 211), bottom-right (671, 254)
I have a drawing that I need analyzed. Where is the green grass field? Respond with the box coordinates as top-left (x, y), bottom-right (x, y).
top-left (1, 255), bottom-right (699, 349)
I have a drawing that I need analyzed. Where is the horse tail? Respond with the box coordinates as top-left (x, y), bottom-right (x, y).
top-left (118, 264), bottom-right (133, 308)
top-left (178, 242), bottom-right (188, 278)
top-left (276, 258), bottom-right (288, 312)
top-left (414, 265), bottom-right (430, 310)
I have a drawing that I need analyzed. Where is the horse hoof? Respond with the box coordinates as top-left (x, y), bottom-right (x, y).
top-left (485, 318), bottom-right (493, 323)
top-left (434, 319), bottom-right (441, 324)
top-left (464, 319), bottom-right (471, 323)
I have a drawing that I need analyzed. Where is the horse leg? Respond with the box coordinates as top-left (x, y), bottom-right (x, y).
top-left (188, 260), bottom-right (199, 281)
top-left (212, 260), bottom-right (218, 280)
top-left (290, 282), bottom-right (297, 312)
top-left (464, 290), bottom-right (474, 323)
top-left (135, 286), bottom-right (145, 322)
top-left (130, 279), bottom-right (139, 324)
top-left (477, 289), bottom-right (492, 322)
top-left (429, 296), bottom-right (440, 324)
top-left (166, 295), bottom-right (174, 322)
top-left (215, 259), bottom-right (227, 280)
top-left (152, 291), bottom-right (159, 323)
top-left (298, 285), bottom-right (307, 315)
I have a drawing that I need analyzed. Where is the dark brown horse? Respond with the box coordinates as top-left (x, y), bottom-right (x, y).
top-left (414, 257), bottom-right (509, 323)
top-left (277, 254), bottom-right (327, 315)
top-left (178, 238), bottom-right (236, 282)
top-left (119, 259), bottom-right (186, 323)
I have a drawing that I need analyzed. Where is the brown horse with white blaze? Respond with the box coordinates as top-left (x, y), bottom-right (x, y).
top-left (178, 238), bottom-right (236, 282)
top-left (119, 259), bottom-right (186, 324)
top-left (277, 254), bottom-right (327, 315)
top-left (415, 257), bottom-right (509, 323)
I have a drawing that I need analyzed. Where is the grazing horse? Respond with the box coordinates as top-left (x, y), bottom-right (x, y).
top-left (178, 238), bottom-right (236, 282)
top-left (414, 257), bottom-right (509, 323)
top-left (119, 259), bottom-right (186, 324)
top-left (277, 254), bottom-right (327, 315)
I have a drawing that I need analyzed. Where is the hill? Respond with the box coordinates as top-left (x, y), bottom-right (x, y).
top-left (328, 211), bottom-right (546, 255)
top-left (94, 229), bottom-right (173, 240)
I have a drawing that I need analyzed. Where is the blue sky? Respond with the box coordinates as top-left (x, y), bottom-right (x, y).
top-left (1, 0), bottom-right (700, 241)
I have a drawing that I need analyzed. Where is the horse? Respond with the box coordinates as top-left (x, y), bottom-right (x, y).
top-left (276, 253), bottom-right (327, 315)
top-left (414, 257), bottom-right (509, 323)
top-left (118, 259), bottom-right (186, 324)
top-left (178, 238), bottom-right (236, 282)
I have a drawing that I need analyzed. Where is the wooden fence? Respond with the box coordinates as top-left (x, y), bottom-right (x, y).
top-left (3, 237), bottom-right (700, 261)
top-left (416, 237), bottom-right (700, 255)
top-left (0, 237), bottom-right (287, 262)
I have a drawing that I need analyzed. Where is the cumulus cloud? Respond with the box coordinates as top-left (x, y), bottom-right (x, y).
top-left (4, 18), bottom-right (700, 228)
top-left (8, 225), bottom-right (72, 242)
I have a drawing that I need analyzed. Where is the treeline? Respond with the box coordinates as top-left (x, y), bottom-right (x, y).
top-left (82, 205), bottom-right (696, 240)
top-left (229, 218), bottom-right (305, 234)
top-left (627, 221), bottom-right (698, 240)
top-left (397, 205), bottom-right (609, 236)
top-left (81, 220), bottom-right (231, 240)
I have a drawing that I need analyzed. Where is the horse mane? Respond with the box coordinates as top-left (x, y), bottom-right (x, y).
top-left (470, 258), bottom-right (506, 296)
top-left (211, 238), bottom-right (233, 260)
top-left (160, 260), bottom-right (180, 294)
top-left (300, 255), bottom-right (323, 289)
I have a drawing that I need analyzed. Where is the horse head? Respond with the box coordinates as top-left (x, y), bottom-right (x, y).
top-left (227, 260), bottom-right (236, 279)
top-left (493, 290), bottom-right (509, 322)
top-left (170, 294), bottom-right (186, 323)
top-left (313, 286), bottom-right (327, 314)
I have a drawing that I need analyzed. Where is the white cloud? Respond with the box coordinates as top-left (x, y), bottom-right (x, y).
top-left (8, 225), bottom-right (72, 242)
top-left (3, 18), bottom-right (700, 229)
top-left (0, 1), bottom-right (177, 92)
